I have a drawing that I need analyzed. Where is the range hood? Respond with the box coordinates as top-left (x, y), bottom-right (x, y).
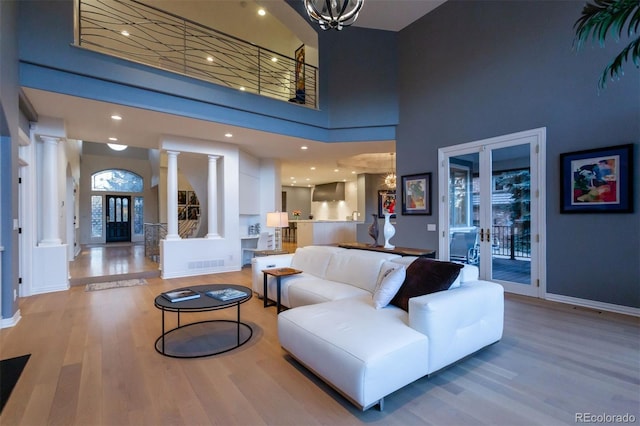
top-left (312, 182), bottom-right (345, 201)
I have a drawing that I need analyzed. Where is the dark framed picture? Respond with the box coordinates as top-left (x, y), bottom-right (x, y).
top-left (188, 206), bottom-right (200, 220)
top-left (560, 144), bottom-right (634, 213)
top-left (401, 173), bottom-right (432, 215)
top-left (378, 190), bottom-right (396, 218)
top-left (178, 190), bottom-right (187, 205)
top-left (188, 191), bottom-right (199, 206)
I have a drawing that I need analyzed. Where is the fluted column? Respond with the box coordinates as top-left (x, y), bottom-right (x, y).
top-left (39, 136), bottom-right (62, 246)
top-left (166, 151), bottom-right (181, 240)
top-left (206, 155), bottom-right (220, 239)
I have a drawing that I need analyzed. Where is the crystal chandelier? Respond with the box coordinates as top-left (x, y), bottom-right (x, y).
top-left (384, 153), bottom-right (396, 189)
top-left (303, 0), bottom-right (365, 31)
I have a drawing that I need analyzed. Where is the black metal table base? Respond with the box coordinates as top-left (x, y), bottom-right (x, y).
top-left (155, 319), bottom-right (253, 358)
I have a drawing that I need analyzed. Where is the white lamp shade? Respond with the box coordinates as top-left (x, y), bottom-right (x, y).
top-left (267, 212), bottom-right (289, 228)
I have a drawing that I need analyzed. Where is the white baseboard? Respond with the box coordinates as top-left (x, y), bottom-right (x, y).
top-left (546, 293), bottom-right (640, 317)
top-left (1, 309), bottom-right (22, 328)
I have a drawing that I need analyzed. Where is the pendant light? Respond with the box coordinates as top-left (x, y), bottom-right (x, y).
top-left (384, 152), bottom-right (396, 190)
top-left (303, 0), bottom-right (365, 31)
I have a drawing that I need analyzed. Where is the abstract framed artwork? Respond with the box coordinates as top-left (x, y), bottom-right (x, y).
top-left (378, 190), bottom-right (396, 218)
top-left (560, 144), bottom-right (634, 213)
top-left (401, 173), bottom-right (432, 215)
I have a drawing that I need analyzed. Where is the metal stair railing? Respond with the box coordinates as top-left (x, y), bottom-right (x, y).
top-left (76, 0), bottom-right (317, 107)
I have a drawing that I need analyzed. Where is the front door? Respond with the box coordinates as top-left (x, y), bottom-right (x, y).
top-left (106, 195), bottom-right (131, 243)
top-left (439, 128), bottom-right (546, 297)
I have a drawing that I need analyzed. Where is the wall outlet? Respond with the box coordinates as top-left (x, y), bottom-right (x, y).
top-left (427, 224), bottom-right (436, 231)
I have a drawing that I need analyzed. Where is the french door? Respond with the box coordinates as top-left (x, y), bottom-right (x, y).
top-left (106, 195), bottom-right (131, 243)
top-left (438, 128), bottom-right (546, 297)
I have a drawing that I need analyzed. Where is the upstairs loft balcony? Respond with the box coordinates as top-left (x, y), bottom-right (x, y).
top-left (75, 0), bottom-right (317, 108)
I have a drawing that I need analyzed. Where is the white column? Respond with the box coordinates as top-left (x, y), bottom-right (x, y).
top-left (39, 136), bottom-right (62, 246)
top-left (206, 155), bottom-right (221, 239)
top-left (166, 151), bottom-right (181, 240)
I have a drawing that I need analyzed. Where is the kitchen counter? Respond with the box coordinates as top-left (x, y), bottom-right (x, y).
top-left (289, 219), bottom-right (363, 223)
top-left (295, 220), bottom-right (358, 247)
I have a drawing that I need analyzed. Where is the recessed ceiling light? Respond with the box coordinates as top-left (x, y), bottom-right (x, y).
top-left (111, 115), bottom-right (122, 121)
top-left (301, 146), bottom-right (308, 150)
top-left (121, 30), bottom-right (130, 36)
top-left (351, 171), bottom-right (356, 174)
top-left (271, 57), bottom-right (278, 63)
top-left (108, 137), bottom-right (118, 141)
top-left (334, 169), bottom-right (339, 172)
top-left (107, 143), bottom-right (128, 151)
top-left (206, 56), bottom-right (214, 62)
top-left (225, 133), bottom-right (233, 138)
top-left (306, 178), bottom-right (310, 181)
top-left (290, 176), bottom-right (295, 180)
top-left (258, 8), bottom-right (266, 16)
top-left (239, 86), bottom-right (246, 91)
top-left (310, 166), bottom-right (316, 170)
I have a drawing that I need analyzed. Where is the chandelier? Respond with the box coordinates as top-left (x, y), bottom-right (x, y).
top-left (303, 0), bottom-right (365, 31)
top-left (384, 153), bottom-right (396, 189)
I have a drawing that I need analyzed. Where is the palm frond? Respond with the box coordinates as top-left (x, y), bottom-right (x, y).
top-left (599, 36), bottom-right (640, 88)
top-left (574, 0), bottom-right (640, 88)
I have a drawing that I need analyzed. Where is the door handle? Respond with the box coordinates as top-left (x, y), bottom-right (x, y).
top-left (479, 228), bottom-right (484, 242)
top-left (486, 228), bottom-right (490, 242)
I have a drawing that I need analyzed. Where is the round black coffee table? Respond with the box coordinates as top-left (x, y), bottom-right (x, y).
top-left (154, 284), bottom-right (253, 358)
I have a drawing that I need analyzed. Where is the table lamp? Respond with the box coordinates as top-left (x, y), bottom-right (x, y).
top-left (266, 211), bottom-right (289, 251)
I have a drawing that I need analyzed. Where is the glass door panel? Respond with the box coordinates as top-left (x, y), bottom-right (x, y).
top-left (441, 128), bottom-right (543, 298)
top-left (487, 144), bottom-right (531, 286)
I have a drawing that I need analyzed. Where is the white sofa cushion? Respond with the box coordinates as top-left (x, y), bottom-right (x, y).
top-left (290, 246), bottom-right (345, 279)
top-left (287, 277), bottom-right (371, 308)
top-left (324, 249), bottom-right (400, 293)
top-left (372, 265), bottom-right (406, 309)
top-left (278, 296), bottom-right (430, 410)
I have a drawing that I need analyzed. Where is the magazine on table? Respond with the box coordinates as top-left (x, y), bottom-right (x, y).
top-left (206, 288), bottom-right (248, 301)
top-left (162, 289), bottom-right (200, 302)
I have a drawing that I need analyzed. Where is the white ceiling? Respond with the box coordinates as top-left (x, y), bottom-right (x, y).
top-left (23, 1), bottom-right (443, 186)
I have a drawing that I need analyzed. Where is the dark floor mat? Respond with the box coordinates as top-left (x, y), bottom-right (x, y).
top-left (0, 354), bottom-right (30, 414)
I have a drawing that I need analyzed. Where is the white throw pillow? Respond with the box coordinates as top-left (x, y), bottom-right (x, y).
top-left (372, 266), bottom-right (406, 309)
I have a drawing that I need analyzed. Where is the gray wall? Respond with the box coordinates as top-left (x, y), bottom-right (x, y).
top-left (395, 0), bottom-right (639, 307)
top-left (282, 187), bottom-right (312, 220)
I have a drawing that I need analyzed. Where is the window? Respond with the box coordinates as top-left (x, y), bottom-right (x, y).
top-left (92, 169), bottom-right (143, 192)
top-left (91, 195), bottom-right (103, 237)
top-left (133, 196), bottom-right (144, 235)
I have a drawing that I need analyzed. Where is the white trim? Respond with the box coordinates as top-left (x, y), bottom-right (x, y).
top-left (438, 127), bottom-right (547, 298)
top-left (1, 309), bottom-right (21, 329)
top-left (546, 293), bottom-right (640, 317)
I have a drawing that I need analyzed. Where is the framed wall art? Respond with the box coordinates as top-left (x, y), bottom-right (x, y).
top-left (378, 190), bottom-right (396, 218)
top-left (401, 173), bottom-right (432, 215)
top-left (560, 144), bottom-right (634, 213)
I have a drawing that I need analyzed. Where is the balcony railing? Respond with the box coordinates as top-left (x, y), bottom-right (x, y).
top-left (76, 0), bottom-right (318, 107)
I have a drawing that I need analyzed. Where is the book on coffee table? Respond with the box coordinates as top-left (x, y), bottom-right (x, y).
top-left (162, 289), bottom-right (201, 303)
top-left (206, 288), bottom-right (248, 301)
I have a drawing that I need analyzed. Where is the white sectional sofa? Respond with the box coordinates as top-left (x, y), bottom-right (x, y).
top-left (251, 246), bottom-right (504, 410)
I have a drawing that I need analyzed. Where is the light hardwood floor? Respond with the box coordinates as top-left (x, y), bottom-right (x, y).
top-left (1, 247), bottom-right (638, 425)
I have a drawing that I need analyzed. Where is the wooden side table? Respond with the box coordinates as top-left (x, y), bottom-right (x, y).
top-left (262, 267), bottom-right (302, 313)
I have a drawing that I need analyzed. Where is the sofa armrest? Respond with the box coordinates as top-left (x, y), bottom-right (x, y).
top-left (408, 280), bottom-right (504, 374)
top-left (251, 254), bottom-right (294, 295)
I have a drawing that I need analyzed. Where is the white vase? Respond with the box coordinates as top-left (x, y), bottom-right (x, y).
top-left (383, 213), bottom-right (395, 249)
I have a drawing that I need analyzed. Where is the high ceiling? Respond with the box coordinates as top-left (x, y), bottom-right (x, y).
top-left (23, 1), bottom-right (445, 186)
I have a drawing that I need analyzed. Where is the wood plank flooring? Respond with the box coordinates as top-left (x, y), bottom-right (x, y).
top-left (1, 254), bottom-right (638, 425)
